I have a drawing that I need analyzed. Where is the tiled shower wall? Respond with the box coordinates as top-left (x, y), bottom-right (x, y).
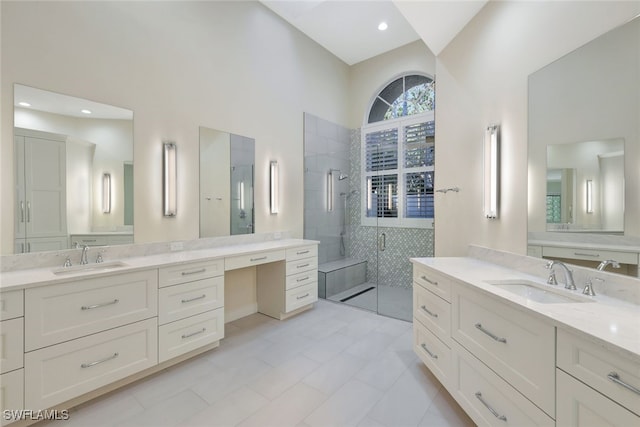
top-left (303, 113), bottom-right (352, 265)
top-left (348, 129), bottom-right (434, 289)
top-left (303, 113), bottom-right (435, 289)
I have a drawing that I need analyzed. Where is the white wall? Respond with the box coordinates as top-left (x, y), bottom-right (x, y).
top-left (434, 0), bottom-right (640, 256)
top-left (1, 1), bottom-right (350, 253)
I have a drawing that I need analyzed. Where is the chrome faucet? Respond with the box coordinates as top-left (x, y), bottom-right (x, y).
top-left (80, 245), bottom-right (90, 265)
top-left (597, 259), bottom-right (620, 271)
top-left (545, 260), bottom-right (576, 290)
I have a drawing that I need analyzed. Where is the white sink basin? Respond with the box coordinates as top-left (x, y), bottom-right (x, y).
top-left (52, 261), bottom-right (129, 275)
top-left (487, 280), bottom-right (593, 304)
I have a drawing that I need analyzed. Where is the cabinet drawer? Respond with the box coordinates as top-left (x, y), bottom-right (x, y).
top-left (70, 235), bottom-right (108, 247)
top-left (1, 369), bottom-right (24, 425)
top-left (542, 246), bottom-right (639, 265)
top-left (557, 328), bottom-right (640, 416)
top-left (452, 343), bottom-right (554, 427)
top-left (285, 282), bottom-right (318, 313)
top-left (25, 318), bottom-right (157, 410)
top-left (159, 276), bottom-right (224, 325)
top-left (286, 269), bottom-right (317, 291)
top-left (286, 257), bottom-right (318, 276)
top-left (159, 259), bottom-right (224, 288)
top-left (556, 369), bottom-right (640, 426)
top-left (286, 245), bottom-right (318, 262)
top-left (414, 320), bottom-right (451, 388)
top-left (452, 285), bottom-right (555, 416)
top-left (0, 290), bottom-right (23, 321)
top-left (413, 264), bottom-right (452, 302)
top-left (25, 270), bottom-right (158, 351)
top-left (413, 283), bottom-right (451, 344)
top-left (225, 250), bottom-right (285, 271)
top-left (158, 308), bottom-right (224, 363)
top-left (0, 318), bottom-right (24, 374)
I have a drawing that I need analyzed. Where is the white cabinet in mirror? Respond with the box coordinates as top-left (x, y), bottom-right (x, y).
top-left (12, 84), bottom-right (134, 255)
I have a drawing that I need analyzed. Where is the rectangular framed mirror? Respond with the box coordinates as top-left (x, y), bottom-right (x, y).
top-left (199, 127), bottom-right (255, 237)
top-left (13, 84), bottom-right (134, 254)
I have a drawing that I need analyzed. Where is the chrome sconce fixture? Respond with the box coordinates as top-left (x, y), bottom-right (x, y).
top-left (586, 179), bottom-right (593, 213)
top-left (270, 160), bottom-right (279, 214)
top-left (163, 142), bottom-right (177, 217)
top-left (483, 124), bottom-right (500, 219)
top-left (102, 173), bottom-right (111, 214)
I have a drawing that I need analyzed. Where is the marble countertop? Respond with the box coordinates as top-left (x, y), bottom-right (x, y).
top-left (411, 256), bottom-right (640, 361)
top-left (0, 239), bottom-right (317, 291)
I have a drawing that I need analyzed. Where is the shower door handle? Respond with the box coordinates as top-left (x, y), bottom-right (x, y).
top-left (379, 233), bottom-right (386, 251)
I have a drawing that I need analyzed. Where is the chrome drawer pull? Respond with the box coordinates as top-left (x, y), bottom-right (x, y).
top-left (81, 299), bottom-right (119, 310)
top-left (181, 294), bottom-right (206, 303)
top-left (420, 343), bottom-right (438, 359)
top-left (250, 256), bottom-right (267, 262)
top-left (20, 201), bottom-right (25, 223)
top-left (607, 372), bottom-right (640, 395)
top-left (296, 250), bottom-right (310, 255)
top-left (81, 352), bottom-right (119, 368)
top-left (296, 293), bottom-right (310, 300)
top-left (182, 328), bottom-right (206, 339)
top-left (296, 276), bottom-right (310, 283)
top-left (181, 268), bottom-right (206, 276)
top-left (574, 252), bottom-right (599, 258)
top-left (420, 275), bottom-right (438, 286)
top-left (475, 323), bottom-right (507, 343)
top-left (297, 263), bottom-right (310, 269)
top-left (420, 305), bottom-right (438, 318)
top-left (475, 392), bottom-right (507, 422)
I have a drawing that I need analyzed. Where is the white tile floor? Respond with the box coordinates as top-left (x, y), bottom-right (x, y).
top-left (40, 300), bottom-right (474, 427)
top-left (328, 283), bottom-right (413, 322)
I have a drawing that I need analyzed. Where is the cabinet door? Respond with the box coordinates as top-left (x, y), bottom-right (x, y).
top-left (557, 369), bottom-right (640, 426)
top-left (14, 135), bottom-right (26, 239)
top-left (24, 136), bottom-right (67, 238)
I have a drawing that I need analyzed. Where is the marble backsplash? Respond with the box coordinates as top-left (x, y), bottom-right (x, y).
top-left (528, 231), bottom-right (640, 248)
top-left (469, 244), bottom-right (640, 306)
top-left (0, 231), bottom-right (292, 273)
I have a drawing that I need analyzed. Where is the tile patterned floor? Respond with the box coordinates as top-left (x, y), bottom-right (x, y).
top-left (39, 300), bottom-right (474, 427)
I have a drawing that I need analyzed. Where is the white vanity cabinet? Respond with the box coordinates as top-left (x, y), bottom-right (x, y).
top-left (556, 328), bottom-right (640, 424)
top-left (158, 259), bottom-right (225, 363)
top-left (23, 271), bottom-right (159, 410)
top-left (411, 259), bottom-right (640, 427)
top-left (412, 264), bottom-right (453, 388)
top-left (556, 369), bottom-right (639, 426)
top-left (257, 245), bottom-right (318, 319)
top-left (0, 290), bottom-right (24, 425)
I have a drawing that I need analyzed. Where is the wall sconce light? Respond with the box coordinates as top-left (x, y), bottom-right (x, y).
top-left (163, 142), bottom-right (177, 217)
top-left (483, 124), bottom-right (500, 219)
top-left (270, 160), bottom-right (279, 214)
top-left (239, 181), bottom-right (245, 211)
top-left (102, 173), bottom-right (111, 214)
top-left (366, 177), bottom-right (373, 213)
top-left (327, 170), bottom-right (334, 212)
top-left (586, 179), bottom-right (593, 213)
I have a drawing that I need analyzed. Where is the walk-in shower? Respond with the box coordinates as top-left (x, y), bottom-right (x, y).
top-left (303, 112), bottom-right (434, 321)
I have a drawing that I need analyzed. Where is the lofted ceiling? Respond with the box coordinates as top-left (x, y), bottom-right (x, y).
top-left (261, 0), bottom-right (489, 65)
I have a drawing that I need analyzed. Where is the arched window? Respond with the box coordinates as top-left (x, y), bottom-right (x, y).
top-left (368, 74), bottom-right (435, 124)
top-left (361, 73), bottom-right (435, 227)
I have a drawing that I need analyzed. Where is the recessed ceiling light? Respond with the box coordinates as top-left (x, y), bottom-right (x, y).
top-left (18, 102), bottom-right (31, 107)
top-left (378, 22), bottom-right (388, 31)
top-left (81, 109), bottom-right (92, 114)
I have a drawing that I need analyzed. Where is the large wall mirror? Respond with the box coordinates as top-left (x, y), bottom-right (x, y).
top-left (13, 84), bottom-right (134, 254)
top-left (528, 16), bottom-right (639, 241)
top-left (199, 126), bottom-right (255, 237)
